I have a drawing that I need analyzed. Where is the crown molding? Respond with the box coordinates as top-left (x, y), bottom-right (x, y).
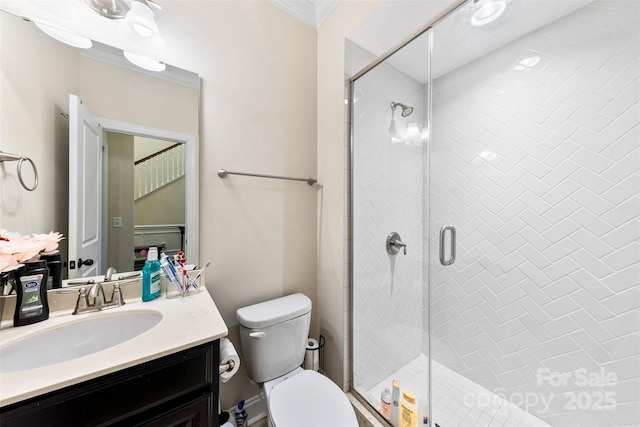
top-left (267, 0), bottom-right (338, 29)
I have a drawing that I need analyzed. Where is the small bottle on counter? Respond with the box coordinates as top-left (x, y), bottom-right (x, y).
top-left (381, 388), bottom-right (392, 420)
top-left (14, 260), bottom-right (50, 326)
top-left (400, 389), bottom-right (418, 427)
top-left (142, 247), bottom-right (161, 302)
top-left (391, 379), bottom-right (401, 426)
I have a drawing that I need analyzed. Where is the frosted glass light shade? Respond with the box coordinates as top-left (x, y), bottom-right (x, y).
top-left (118, 1), bottom-right (165, 49)
top-left (123, 51), bottom-right (166, 72)
top-left (34, 21), bottom-right (92, 49)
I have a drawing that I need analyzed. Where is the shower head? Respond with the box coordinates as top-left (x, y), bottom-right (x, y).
top-left (390, 102), bottom-right (414, 117)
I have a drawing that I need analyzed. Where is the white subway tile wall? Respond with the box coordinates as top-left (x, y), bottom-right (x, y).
top-left (428, 1), bottom-right (639, 426)
top-left (351, 39), bottom-right (427, 397)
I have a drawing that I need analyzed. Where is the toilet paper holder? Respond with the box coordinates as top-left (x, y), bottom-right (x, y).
top-left (303, 335), bottom-right (325, 373)
top-left (219, 359), bottom-right (236, 375)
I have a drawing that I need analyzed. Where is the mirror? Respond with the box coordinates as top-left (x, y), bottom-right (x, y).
top-left (0, 9), bottom-right (199, 281)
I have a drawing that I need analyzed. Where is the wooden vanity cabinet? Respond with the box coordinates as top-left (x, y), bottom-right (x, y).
top-left (0, 340), bottom-right (219, 427)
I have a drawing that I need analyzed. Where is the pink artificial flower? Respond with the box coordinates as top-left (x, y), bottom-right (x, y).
top-left (32, 231), bottom-right (64, 254)
top-left (0, 254), bottom-right (23, 273)
top-left (5, 235), bottom-right (42, 262)
top-left (0, 230), bottom-right (65, 272)
top-left (0, 229), bottom-right (21, 241)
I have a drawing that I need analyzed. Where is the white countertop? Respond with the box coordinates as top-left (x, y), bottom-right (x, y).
top-left (0, 279), bottom-right (228, 407)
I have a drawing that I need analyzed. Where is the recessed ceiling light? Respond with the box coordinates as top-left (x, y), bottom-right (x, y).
top-left (470, 0), bottom-right (506, 27)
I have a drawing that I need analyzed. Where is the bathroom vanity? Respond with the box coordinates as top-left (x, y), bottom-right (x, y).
top-left (0, 279), bottom-right (228, 426)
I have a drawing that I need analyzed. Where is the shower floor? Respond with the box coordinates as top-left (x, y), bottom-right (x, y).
top-left (366, 354), bottom-right (550, 427)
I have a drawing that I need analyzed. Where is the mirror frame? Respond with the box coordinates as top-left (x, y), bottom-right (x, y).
top-left (97, 117), bottom-right (199, 268)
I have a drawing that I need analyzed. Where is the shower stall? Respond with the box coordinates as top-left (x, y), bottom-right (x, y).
top-left (349, 1), bottom-right (639, 426)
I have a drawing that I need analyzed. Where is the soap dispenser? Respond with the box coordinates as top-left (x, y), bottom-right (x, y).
top-left (14, 260), bottom-right (50, 326)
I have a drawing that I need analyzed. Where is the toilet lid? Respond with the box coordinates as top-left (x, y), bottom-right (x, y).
top-left (269, 370), bottom-right (357, 427)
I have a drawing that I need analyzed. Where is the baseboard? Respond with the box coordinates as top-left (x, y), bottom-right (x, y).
top-left (224, 393), bottom-right (267, 426)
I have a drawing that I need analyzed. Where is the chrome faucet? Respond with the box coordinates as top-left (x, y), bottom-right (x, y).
top-left (104, 267), bottom-right (117, 282)
top-left (73, 282), bottom-right (125, 315)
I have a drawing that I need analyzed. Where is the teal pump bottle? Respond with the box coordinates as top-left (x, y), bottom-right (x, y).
top-left (142, 247), bottom-right (161, 301)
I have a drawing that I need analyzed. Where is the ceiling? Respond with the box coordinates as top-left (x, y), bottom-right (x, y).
top-left (1, 0), bottom-right (596, 84)
top-left (350, 0), bottom-right (594, 83)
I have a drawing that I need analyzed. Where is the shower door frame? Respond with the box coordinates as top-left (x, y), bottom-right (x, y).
top-left (347, 0), bottom-right (467, 422)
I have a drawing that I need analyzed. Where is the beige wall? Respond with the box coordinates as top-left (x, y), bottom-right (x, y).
top-left (77, 57), bottom-right (198, 134)
top-left (0, 11), bottom-right (77, 261)
top-left (134, 177), bottom-right (185, 225)
top-left (106, 132), bottom-right (135, 272)
top-left (316, 0), bottom-right (381, 392)
top-left (161, 1), bottom-right (318, 408)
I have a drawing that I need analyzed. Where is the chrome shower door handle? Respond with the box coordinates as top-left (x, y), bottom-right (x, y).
top-left (439, 225), bottom-right (456, 266)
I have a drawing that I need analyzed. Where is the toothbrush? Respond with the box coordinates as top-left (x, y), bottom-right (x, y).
top-left (183, 270), bottom-right (191, 291)
top-left (188, 260), bottom-right (211, 289)
top-left (163, 256), bottom-right (182, 287)
top-left (162, 263), bottom-right (183, 295)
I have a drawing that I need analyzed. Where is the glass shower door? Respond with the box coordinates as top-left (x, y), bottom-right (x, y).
top-left (429, 1), bottom-right (639, 426)
top-left (351, 31), bottom-right (431, 423)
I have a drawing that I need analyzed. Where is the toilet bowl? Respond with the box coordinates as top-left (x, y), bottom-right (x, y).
top-left (236, 294), bottom-right (358, 427)
top-left (264, 367), bottom-right (357, 427)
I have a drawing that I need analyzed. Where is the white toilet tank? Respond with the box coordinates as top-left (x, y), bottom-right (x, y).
top-left (236, 293), bottom-right (311, 383)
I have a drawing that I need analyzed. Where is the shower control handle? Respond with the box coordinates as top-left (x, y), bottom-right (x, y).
top-left (386, 232), bottom-right (407, 256)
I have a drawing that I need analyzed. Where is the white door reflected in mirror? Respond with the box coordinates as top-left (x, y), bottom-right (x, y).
top-left (68, 94), bottom-right (102, 280)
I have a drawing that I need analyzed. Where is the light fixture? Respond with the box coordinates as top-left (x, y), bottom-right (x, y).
top-left (81, 0), bottom-right (131, 19)
top-left (123, 51), bottom-right (166, 71)
top-left (470, 0), bottom-right (506, 27)
top-left (118, 1), bottom-right (165, 50)
top-left (405, 122), bottom-right (421, 145)
top-left (33, 20), bottom-right (92, 49)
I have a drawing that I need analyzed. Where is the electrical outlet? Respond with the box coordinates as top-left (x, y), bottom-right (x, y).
top-left (112, 217), bottom-right (122, 228)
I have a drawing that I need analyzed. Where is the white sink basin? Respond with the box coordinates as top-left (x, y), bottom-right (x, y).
top-left (0, 311), bottom-right (162, 373)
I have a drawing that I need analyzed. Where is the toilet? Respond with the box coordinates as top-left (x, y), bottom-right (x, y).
top-left (236, 293), bottom-right (358, 427)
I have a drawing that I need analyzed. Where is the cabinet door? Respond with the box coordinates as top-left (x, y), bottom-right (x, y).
top-left (0, 341), bottom-right (218, 427)
top-left (136, 393), bottom-right (213, 427)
